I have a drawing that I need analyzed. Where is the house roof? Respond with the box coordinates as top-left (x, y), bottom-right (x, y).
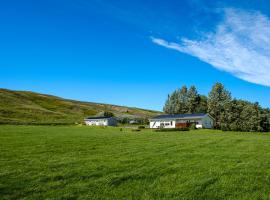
top-left (150, 113), bottom-right (210, 120)
top-left (85, 116), bottom-right (114, 120)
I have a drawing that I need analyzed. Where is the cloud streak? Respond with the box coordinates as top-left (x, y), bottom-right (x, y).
top-left (151, 8), bottom-right (270, 87)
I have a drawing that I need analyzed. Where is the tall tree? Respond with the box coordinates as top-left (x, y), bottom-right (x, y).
top-left (170, 90), bottom-right (179, 114)
top-left (163, 94), bottom-right (171, 114)
top-left (163, 90), bottom-right (179, 114)
top-left (187, 85), bottom-right (200, 113)
top-left (207, 83), bottom-right (231, 129)
top-left (196, 95), bottom-right (208, 113)
top-left (225, 99), bottom-right (243, 131)
top-left (175, 86), bottom-right (188, 113)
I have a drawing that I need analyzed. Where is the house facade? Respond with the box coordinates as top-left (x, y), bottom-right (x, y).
top-left (149, 113), bottom-right (214, 129)
top-left (84, 116), bottom-right (117, 126)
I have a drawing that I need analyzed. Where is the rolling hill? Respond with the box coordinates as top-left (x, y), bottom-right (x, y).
top-left (0, 88), bottom-right (161, 125)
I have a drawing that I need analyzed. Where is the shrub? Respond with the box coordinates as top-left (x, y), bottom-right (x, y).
top-left (221, 124), bottom-right (230, 131)
top-left (138, 125), bottom-right (145, 129)
top-left (190, 124), bottom-right (197, 130)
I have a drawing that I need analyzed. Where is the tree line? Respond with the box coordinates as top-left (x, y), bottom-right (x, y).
top-left (163, 83), bottom-right (270, 132)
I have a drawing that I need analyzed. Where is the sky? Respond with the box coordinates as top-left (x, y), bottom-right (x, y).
top-left (1, 0), bottom-right (270, 111)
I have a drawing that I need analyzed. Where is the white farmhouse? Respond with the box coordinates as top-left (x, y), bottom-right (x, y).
top-left (149, 113), bottom-right (214, 129)
top-left (84, 116), bottom-right (117, 126)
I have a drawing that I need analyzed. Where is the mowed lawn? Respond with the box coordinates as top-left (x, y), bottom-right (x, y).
top-left (1, 126), bottom-right (270, 199)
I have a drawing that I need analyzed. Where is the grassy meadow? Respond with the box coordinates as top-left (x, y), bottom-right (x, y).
top-left (0, 88), bottom-right (159, 125)
top-left (1, 126), bottom-right (270, 199)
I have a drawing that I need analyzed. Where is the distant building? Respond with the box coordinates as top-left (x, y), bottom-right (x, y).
top-left (149, 113), bottom-right (214, 129)
top-left (129, 120), bottom-right (139, 124)
top-left (84, 116), bottom-right (117, 126)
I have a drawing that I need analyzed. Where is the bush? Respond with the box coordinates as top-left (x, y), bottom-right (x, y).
top-left (138, 125), bottom-right (145, 129)
top-left (155, 128), bottom-right (189, 132)
top-left (221, 124), bottom-right (230, 131)
top-left (190, 124), bottom-right (197, 130)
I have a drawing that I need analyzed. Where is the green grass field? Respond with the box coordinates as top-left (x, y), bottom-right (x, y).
top-left (1, 126), bottom-right (270, 199)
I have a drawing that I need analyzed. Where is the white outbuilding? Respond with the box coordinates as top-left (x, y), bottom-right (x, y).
top-left (149, 113), bottom-right (214, 129)
top-left (84, 116), bottom-right (117, 126)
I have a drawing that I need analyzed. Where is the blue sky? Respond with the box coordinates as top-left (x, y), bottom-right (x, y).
top-left (1, 0), bottom-right (270, 111)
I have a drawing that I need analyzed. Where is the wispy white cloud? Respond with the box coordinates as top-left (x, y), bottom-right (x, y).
top-left (151, 8), bottom-right (270, 87)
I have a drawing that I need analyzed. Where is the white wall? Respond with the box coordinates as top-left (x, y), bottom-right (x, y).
top-left (149, 115), bottom-right (214, 129)
top-left (85, 118), bottom-right (117, 126)
top-left (150, 120), bottom-right (175, 129)
top-left (85, 119), bottom-right (108, 126)
top-left (194, 120), bottom-right (203, 128)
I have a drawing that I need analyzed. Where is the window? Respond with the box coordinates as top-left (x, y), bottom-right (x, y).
top-left (171, 121), bottom-right (173, 126)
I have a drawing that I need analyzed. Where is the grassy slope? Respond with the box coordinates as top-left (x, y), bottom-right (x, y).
top-left (0, 88), bottom-right (160, 124)
top-left (1, 126), bottom-right (270, 199)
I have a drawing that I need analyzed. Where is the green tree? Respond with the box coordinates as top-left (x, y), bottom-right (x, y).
top-left (196, 95), bottom-right (208, 113)
top-left (163, 86), bottom-right (188, 114)
top-left (164, 86), bottom-right (205, 114)
top-left (187, 85), bottom-right (200, 113)
top-left (175, 86), bottom-right (188, 113)
top-left (260, 108), bottom-right (270, 132)
top-left (240, 102), bottom-right (267, 132)
top-left (163, 90), bottom-right (179, 114)
top-left (223, 100), bottom-right (270, 132)
top-left (163, 94), bottom-right (173, 114)
top-left (163, 82), bottom-right (270, 132)
top-left (226, 99), bottom-right (243, 131)
top-left (103, 111), bottom-right (114, 117)
top-left (207, 83), bottom-right (231, 129)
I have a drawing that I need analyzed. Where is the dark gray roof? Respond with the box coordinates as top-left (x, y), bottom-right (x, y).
top-left (151, 113), bottom-right (208, 120)
top-left (85, 116), bottom-right (113, 120)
